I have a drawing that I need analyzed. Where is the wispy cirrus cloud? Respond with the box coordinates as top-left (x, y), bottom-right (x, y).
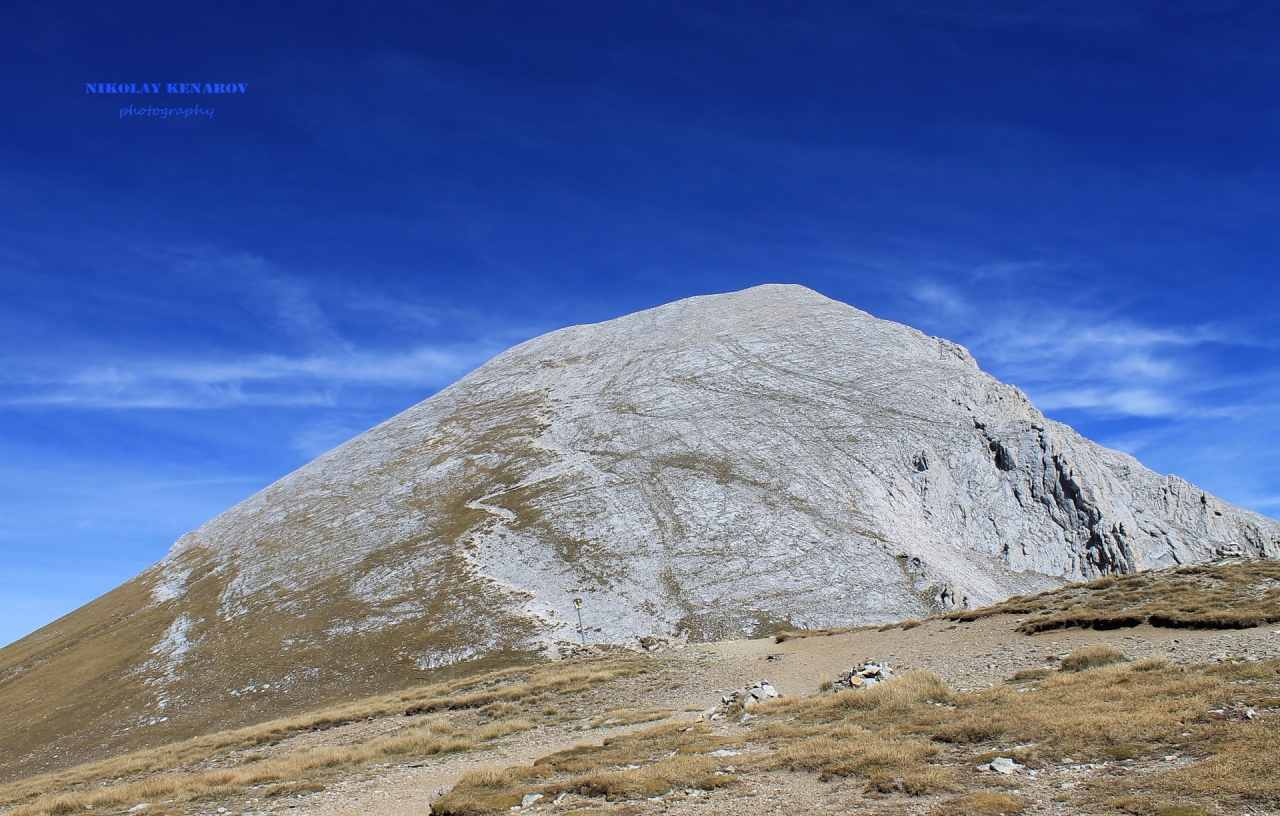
top-left (0, 345), bottom-right (500, 409)
top-left (906, 276), bottom-right (1273, 423)
top-left (0, 248), bottom-right (540, 410)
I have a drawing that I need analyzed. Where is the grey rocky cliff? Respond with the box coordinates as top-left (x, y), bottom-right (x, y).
top-left (151, 284), bottom-right (1280, 651)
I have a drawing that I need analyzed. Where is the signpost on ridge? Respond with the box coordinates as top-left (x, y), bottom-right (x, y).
top-left (574, 597), bottom-right (586, 647)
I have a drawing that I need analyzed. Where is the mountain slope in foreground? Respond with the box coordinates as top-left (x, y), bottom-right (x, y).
top-left (2, 284), bottom-right (1276, 780)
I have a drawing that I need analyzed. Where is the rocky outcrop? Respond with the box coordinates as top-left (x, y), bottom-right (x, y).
top-left (149, 284), bottom-right (1279, 648)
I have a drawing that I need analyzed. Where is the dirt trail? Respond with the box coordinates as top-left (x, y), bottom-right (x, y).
top-left (263, 618), bottom-right (1280, 816)
top-left (295, 725), bottom-right (630, 816)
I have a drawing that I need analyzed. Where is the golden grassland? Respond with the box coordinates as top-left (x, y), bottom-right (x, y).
top-left (436, 651), bottom-right (1280, 815)
top-left (0, 656), bottom-right (651, 816)
top-left (954, 559), bottom-right (1280, 633)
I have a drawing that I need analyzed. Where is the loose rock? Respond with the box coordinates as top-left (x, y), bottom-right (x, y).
top-left (833, 661), bottom-right (894, 690)
top-left (978, 756), bottom-right (1024, 774)
top-left (697, 680), bottom-right (781, 721)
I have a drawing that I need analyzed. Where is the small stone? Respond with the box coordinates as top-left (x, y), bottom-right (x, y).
top-left (128, 806), bottom-right (148, 813)
top-left (989, 757), bottom-right (1023, 775)
top-left (521, 793), bottom-right (543, 807)
top-left (1246, 708), bottom-right (1257, 720)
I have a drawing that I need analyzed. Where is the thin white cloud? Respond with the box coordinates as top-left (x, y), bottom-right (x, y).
top-left (905, 277), bottom-right (1267, 423)
top-left (0, 345), bottom-right (499, 409)
top-left (1032, 387), bottom-right (1179, 419)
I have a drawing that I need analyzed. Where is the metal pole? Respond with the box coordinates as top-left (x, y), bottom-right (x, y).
top-left (574, 597), bottom-right (586, 646)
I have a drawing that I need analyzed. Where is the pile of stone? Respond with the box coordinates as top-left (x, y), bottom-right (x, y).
top-left (553, 642), bottom-right (604, 659)
top-left (834, 661), bottom-right (893, 689)
top-left (696, 680), bottom-right (780, 722)
top-left (638, 635), bottom-right (674, 652)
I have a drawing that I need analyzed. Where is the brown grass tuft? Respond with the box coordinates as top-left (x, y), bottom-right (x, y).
top-left (1060, 643), bottom-right (1127, 672)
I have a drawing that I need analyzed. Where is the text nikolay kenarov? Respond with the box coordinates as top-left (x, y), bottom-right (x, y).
top-left (86, 83), bottom-right (247, 94)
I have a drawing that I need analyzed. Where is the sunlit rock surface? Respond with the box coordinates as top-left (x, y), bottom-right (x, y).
top-left (158, 284), bottom-right (1280, 645)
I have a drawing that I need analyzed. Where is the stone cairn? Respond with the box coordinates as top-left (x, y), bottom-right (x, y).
top-left (696, 680), bottom-right (780, 722)
top-left (834, 661), bottom-right (893, 689)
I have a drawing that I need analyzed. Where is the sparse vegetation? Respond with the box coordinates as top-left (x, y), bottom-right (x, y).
top-left (587, 708), bottom-right (671, 729)
top-left (0, 655), bottom-right (650, 816)
top-left (1059, 643), bottom-right (1128, 672)
top-left (7, 566), bottom-right (1280, 816)
top-left (772, 624), bottom-right (877, 642)
top-left (950, 559), bottom-right (1280, 633)
top-left (441, 653), bottom-right (1280, 814)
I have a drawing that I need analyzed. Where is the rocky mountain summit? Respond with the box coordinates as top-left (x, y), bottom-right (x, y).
top-left (2, 284), bottom-right (1276, 780)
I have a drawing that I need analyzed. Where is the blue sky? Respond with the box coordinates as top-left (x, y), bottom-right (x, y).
top-left (2, 1), bottom-right (1278, 646)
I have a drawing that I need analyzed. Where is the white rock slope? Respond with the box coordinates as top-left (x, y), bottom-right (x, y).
top-left (153, 284), bottom-right (1280, 647)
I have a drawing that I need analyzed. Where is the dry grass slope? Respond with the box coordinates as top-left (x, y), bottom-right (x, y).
top-left (0, 656), bottom-right (650, 816)
top-left (8, 561), bottom-right (1280, 816)
top-left (950, 559), bottom-right (1280, 633)
top-left (440, 652), bottom-right (1280, 814)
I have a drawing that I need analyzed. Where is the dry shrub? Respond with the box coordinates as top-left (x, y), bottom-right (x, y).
top-left (1060, 643), bottom-right (1127, 672)
top-left (878, 617), bottom-right (934, 631)
top-left (432, 767), bottom-right (534, 815)
top-left (264, 781), bottom-right (326, 797)
top-left (368, 719), bottom-right (472, 756)
top-left (1005, 669), bottom-right (1052, 684)
top-left (479, 701), bottom-right (521, 719)
top-left (789, 670), bottom-right (952, 720)
top-left (560, 755), bottom-right (716, 799)
top-left (932, 715), bottom-right (1006, 745)
top-left (855, 670), bottom-right (953, 711)
top-left (1104, 744), bottom-right (1147, 761)
top-left (772, 625), bottom-right (872, 643)
top-left (901, 766), bottom-right (957, 795)
top-left (588, 708), bottom-right (671, 729)
top-left (770, 729), bottom-right (938, 779)
top-left (1131, 656), bottom-right (1168, 672)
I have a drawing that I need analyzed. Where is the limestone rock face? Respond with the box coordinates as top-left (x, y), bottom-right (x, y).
top-left (156, 284), bottom-right (1280, 644)
top-left (3, 284), bottom-right (1277, 780)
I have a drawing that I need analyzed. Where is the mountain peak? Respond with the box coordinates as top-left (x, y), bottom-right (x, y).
top-left (2, 285), bottom-right (1276, 780)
